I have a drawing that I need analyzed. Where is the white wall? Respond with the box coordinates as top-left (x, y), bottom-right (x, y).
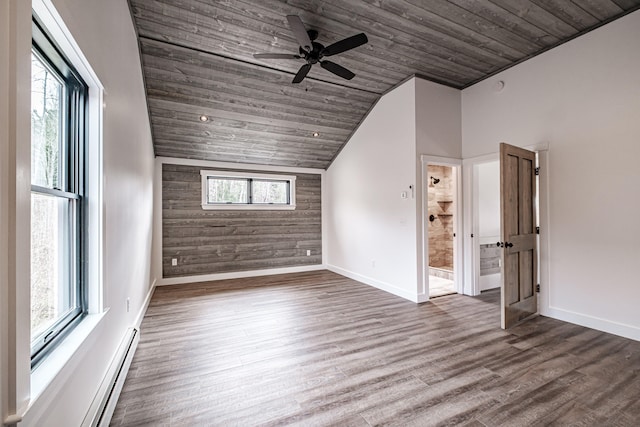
top-left (415, 78), bottom-right (462, 159)
top-left (326, 76), bottom-right (462, 302)
top-left (477, 161), bottom-right (500, 242)
top-left (1, 0), bottom-right (155, 425)
top-left (462, 10), bottom-right (640, 340)
top-left (326, 79), bottom-right (419, 301)
top-left (414, 78), bottom-right (462, 297)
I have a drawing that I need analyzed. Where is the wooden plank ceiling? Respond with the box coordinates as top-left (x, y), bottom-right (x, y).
top-left (129, 0), bottom-right (640, 169)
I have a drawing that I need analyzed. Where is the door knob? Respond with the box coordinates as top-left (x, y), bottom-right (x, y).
top-left (496, 241), bottom-right (504, 247)
top-left (505, 242), bottom-right (513, 248)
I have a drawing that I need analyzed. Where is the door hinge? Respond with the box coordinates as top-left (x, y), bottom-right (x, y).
top-left (536, 226), bottom-right (540, 234)
top-left (535, 167), bottom-right (540, 176)
top-left (536, 284), bottom-right (540, 293)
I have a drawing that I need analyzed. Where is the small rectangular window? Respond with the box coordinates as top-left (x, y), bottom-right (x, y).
top-left (252, 180), bottom-right (289, 204)
top-left (201, 170), bottom-right (295, 210)
top-left (206, 177), bottom-right (249, 204)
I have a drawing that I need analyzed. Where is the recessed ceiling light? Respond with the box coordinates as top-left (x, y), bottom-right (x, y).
top-left (199, 115), bottom-right (209, 122)
top-left (312, 132), bottom-right (320, 137)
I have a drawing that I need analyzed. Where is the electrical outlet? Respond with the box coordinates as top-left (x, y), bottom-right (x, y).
top-left (171, 258), bottom-right (178, 266)
top-left (371, 260), bottom-right (376, 268)
top-left (306, 250), bottom-right (311, 256)
top-left (126, 297), bottom-right (130, 313)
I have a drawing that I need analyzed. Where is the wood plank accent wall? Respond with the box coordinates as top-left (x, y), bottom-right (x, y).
top-left (162, 164), bottom-right (322, 278)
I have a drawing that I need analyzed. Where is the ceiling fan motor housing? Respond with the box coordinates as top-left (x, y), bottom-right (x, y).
top-left (300, 41), bottom-right (325, 64)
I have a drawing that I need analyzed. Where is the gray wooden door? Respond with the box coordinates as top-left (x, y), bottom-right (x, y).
top-left (500, 143), bottom-right (537, 329)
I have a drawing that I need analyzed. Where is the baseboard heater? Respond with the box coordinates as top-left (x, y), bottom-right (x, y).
top-left (81, 327), bottom-right (139, 427)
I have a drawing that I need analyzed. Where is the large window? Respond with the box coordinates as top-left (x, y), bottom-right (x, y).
top-left (200, 170), bottom-right (296, 210)
top-left (30, 19), bottom-right (87, 366)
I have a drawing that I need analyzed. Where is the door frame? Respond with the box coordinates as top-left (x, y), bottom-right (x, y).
top-left (462, 143), bottom-right (549, 303)
top-left (462, 153), bottom-right (500, 296)
top-left (420, 155), bottom-right (463, 300)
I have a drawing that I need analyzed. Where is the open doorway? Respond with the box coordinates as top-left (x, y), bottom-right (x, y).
top-left (463, 144), bottom-right (547, 327)
top-left (476, 161), bottom-right (501, 293)
top-left (464, 156), bottom-right (503, 297)
top-left (426, 163), bottom-right (459, 298)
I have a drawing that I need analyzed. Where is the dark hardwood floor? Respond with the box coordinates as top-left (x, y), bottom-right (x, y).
top-left (111, 270), bottom-right (640, 426)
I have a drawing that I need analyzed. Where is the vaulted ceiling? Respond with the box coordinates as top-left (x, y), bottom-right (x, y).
top-left (129, 0), bottom-right (640, 169)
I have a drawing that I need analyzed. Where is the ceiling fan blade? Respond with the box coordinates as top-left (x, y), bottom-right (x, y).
top-left (292, 63), bottom-right (312, 83)
top-left (322, 33), bottom-right (368, 57)
top-left (254, 53), bottom-right (301, 60)
top-left (286, 15), bottom-right (312, 51)
top-left (320, 61), bottom-right (355, 80)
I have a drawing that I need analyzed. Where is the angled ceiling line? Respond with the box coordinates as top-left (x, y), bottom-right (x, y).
top-left (129, 0), bottom-right (640, 169)
top-left (460, 3), bottom-right (640, 89)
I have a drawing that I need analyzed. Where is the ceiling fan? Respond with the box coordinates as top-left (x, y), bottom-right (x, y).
top-left (253, 15), bottom-right (368, 84)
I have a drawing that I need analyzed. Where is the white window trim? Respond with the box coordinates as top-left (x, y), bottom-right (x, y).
top-left (33, 0), bottom-right (104, 315)
top-left (200, 170), bottom-right (296, 210)
top-left (22, 0), bottom-right (104, 421)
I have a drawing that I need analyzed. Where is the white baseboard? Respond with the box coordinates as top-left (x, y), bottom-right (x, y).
top-left (542, 305), bottom-right (640, 342)
top-left (416, 293), bottom-right (429, 303)
top-left (135, 278), bottom-right (156, 328)
top-left (479, 273), bottom-right (501, 291)
top-left (157, 264), bottom-right (326, 286)
top-left (326, 265), bottom-right (420, 303)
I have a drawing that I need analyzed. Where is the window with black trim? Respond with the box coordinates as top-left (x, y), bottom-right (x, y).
top-left (200, 170), bottom-right (296, 210)
top-left (30, 18), bottom-right (88, 366)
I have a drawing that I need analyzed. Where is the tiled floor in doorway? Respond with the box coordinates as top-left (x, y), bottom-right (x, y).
top-left (429, 275), bottom-right (455, 297)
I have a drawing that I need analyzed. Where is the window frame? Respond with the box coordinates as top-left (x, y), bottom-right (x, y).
top-left (30, 17), bottom-right (88, 367)
top-left (200, 170), bottom-right (296, 210)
